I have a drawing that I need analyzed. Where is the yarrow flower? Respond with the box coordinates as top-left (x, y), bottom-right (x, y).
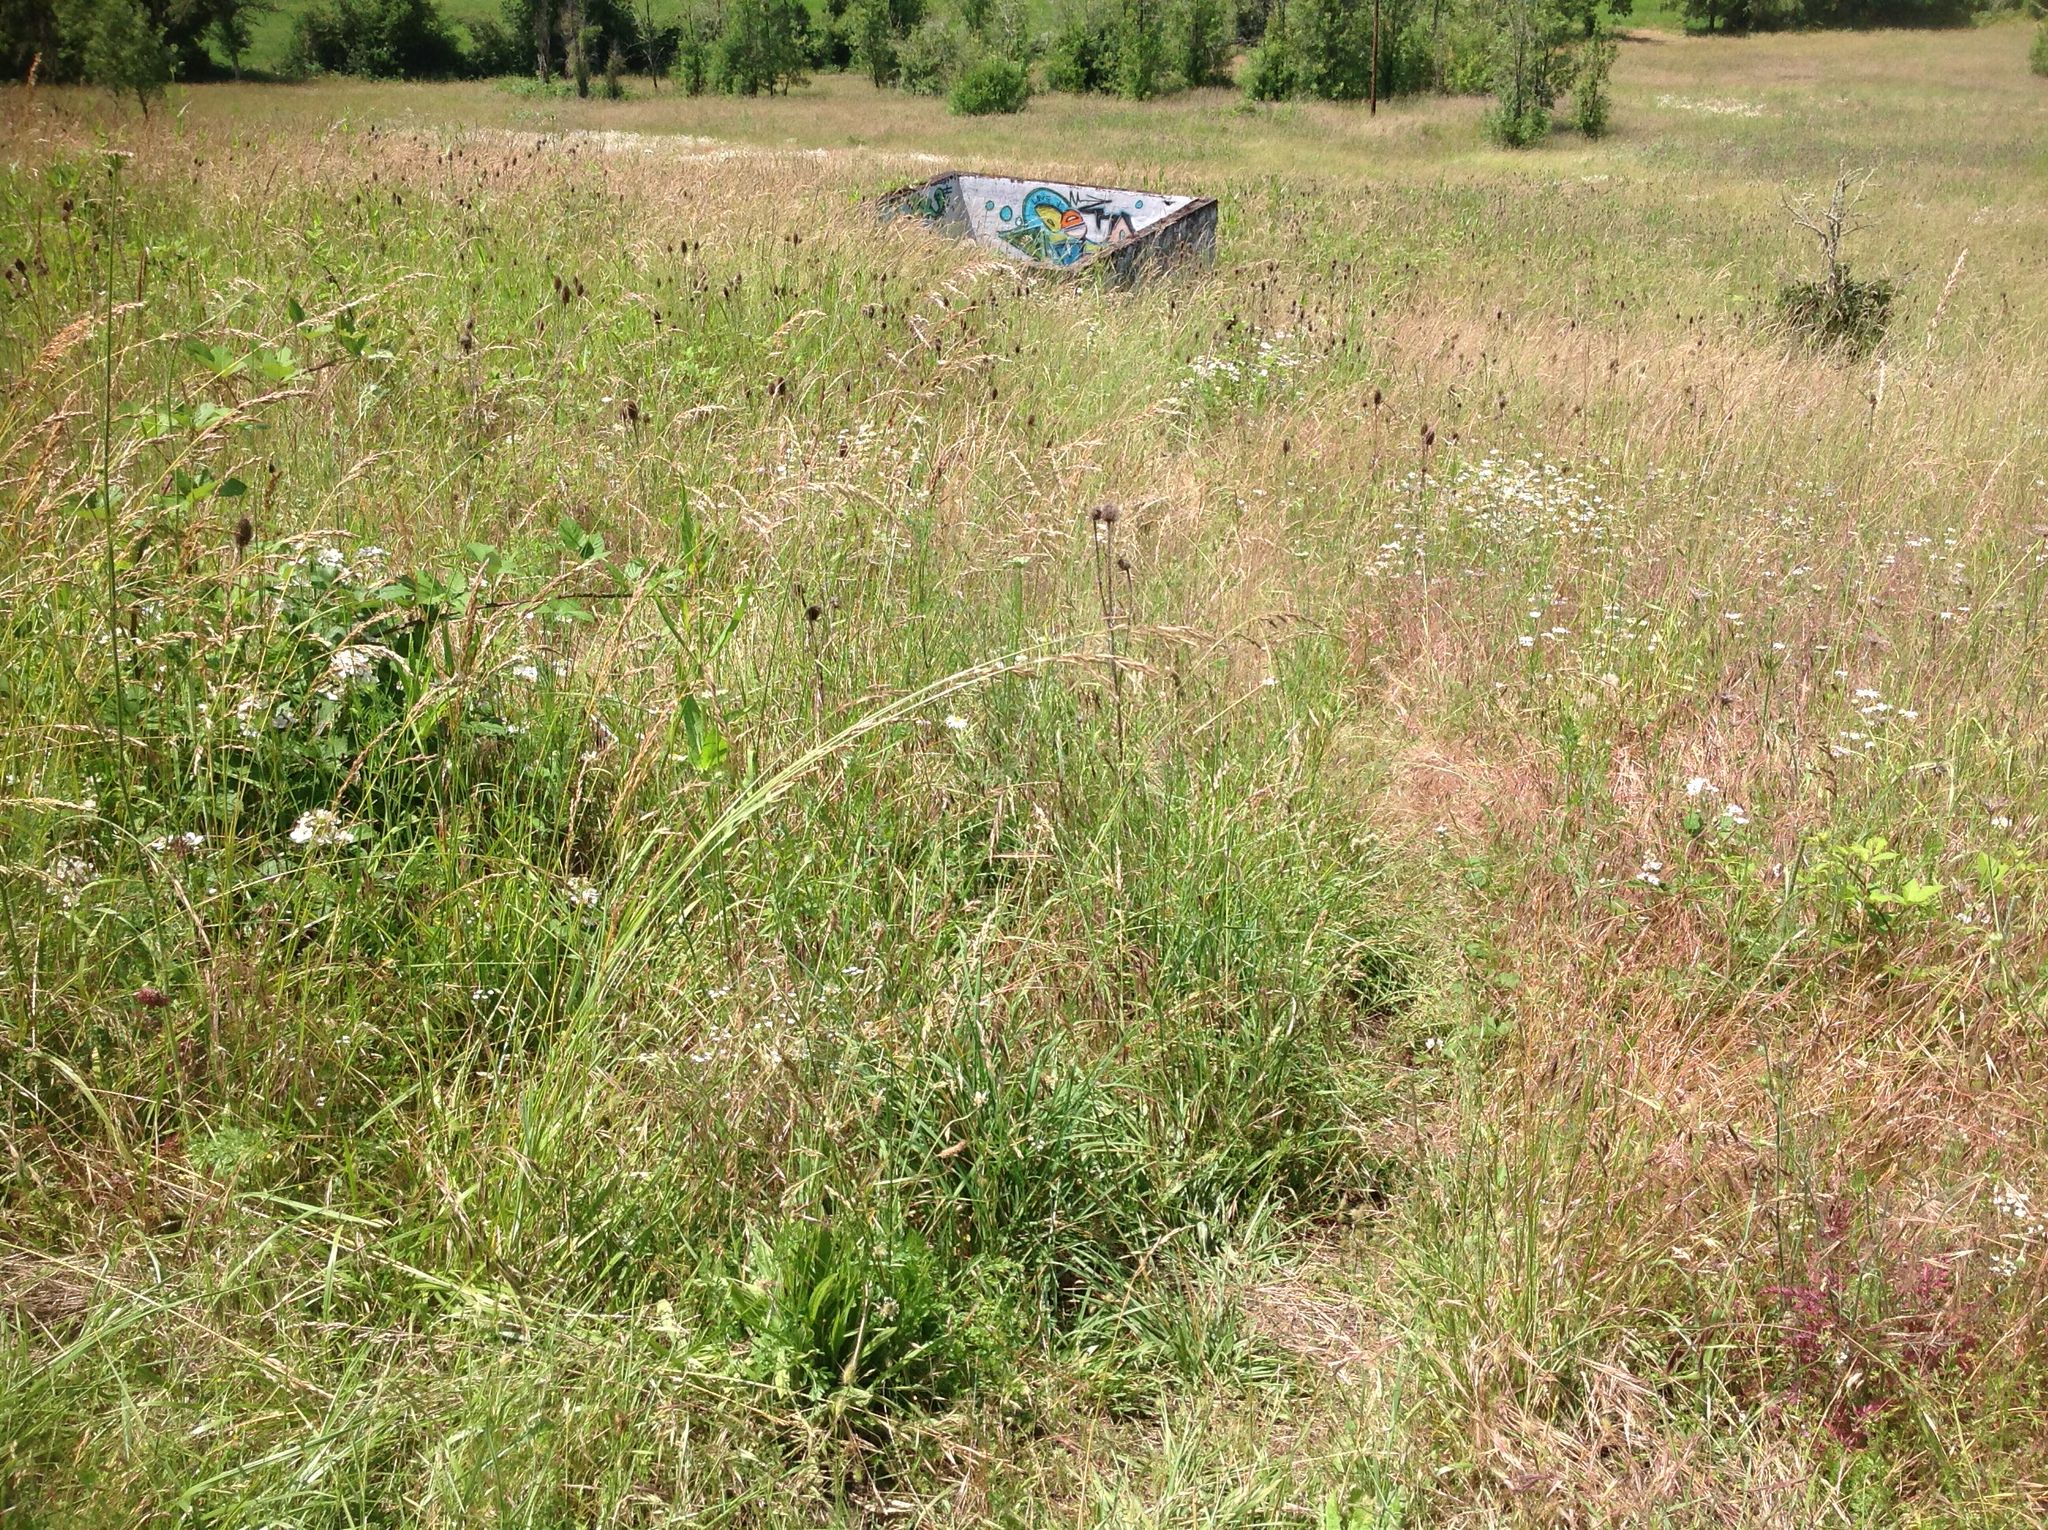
top-left (235, 693), bottom-right (297, 739)
top-left (328, 647), bottom-right (378, 689)
top-left (48, 854), bottom-right (95, 908)
top-left (289, 809), bottom-right (355, 848)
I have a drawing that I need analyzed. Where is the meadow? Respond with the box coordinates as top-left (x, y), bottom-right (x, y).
top-left (4, 20), bottom-right (2048, 1526)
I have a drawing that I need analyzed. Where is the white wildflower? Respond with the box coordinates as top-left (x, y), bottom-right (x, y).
top-left (329, 646), bottom-right (378, 690)
top-left (48, 854), bottom-right (95, 908)
top-left (289, 809), bottom-right (355, 848)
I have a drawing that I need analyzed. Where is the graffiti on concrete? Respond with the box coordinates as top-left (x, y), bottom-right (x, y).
top-left (880, 171), bottom-right (1217, 281)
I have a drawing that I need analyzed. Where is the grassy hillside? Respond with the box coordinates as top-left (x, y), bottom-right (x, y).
top-left (5, 23), bottom-right (2048, 1526)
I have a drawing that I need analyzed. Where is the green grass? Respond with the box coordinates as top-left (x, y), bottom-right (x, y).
top-left (5, 20), bottom-right (2048, 1525)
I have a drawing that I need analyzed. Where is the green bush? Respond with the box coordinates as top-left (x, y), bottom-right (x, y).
top-left (1240, 33), bottom-right (1293, 96)
top-left (463, 13), bottom-right (526, 73)
top-left (1240, 0), bottom-right (1432, 102)
top-left (713, 0), bottom-right (809, 92)
top-left (1174, 0), bottom-right (1233, 84)
top-left (1571, 29), bottom-right (1614, 135)
top-left (1483, 0), bottom-right (1570, 145)
top-left (674, 0), bottom-right (715, 90)
top-left (1115, 0), bottom-right (1170, 96)
top-left (288, 0), bottom-right (467, 77)
top-left (895, 13), bottom-right (965, 91)
top-left (57, 0), bottom-right (171, 111)
top-left (947, 51), bottom-right (1031, 111)
top-left (844, 0), bottom-right (925, 83)
top-left (1778, 273), bottom-right (1895, 356)
top-left (1239, 0), bottom-right (1296, 97)
top-left (1044, 0), bottom-right (1124, 90)
top-left (2031, 21), bottom-right (2047, 77)
top-left (1483, 98), bottom-right (1550, 145)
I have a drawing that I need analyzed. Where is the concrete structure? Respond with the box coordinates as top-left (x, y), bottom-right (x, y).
top-left (881, 171), bottom-right (1217, 281)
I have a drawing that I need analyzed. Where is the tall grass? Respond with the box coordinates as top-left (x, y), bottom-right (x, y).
top-left (5, 21), bottom-right (2048, 1523)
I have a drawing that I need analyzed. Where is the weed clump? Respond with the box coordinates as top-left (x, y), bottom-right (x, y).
top-left (1777, 167), bottom-right (1895, 357)
top-left (728, 1213), bottom-right (961, 1429)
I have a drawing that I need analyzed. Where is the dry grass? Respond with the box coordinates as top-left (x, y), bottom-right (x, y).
top-left (5, 20), bottom-right (2048, 1526)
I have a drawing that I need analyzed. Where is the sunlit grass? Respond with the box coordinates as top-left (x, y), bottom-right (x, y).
top-left (4, 20), bottom-right (2047, 1525)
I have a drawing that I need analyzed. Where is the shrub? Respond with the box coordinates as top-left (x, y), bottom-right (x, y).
top-left (714, 0), bottom-right (809, 92)
top-left (2032, 21), bottom-right (2047, 78)
top-left (1779, 274), bottom-right (1895, 357)
top-left (1483, 98), bottom-right (1548, 144)
top-left (1044, 0), bottom-right (1121, 90)
top-left (1115, 0), bottom-right (1169, 95)
top-left (568, 18), bottom-right (591, 93)
top-left (842, 0), bottom-right (923, 81)
top-left (1423, 5), bottom-right (1498, 93)
top-left (1570, 27), bottom-right (1614, 135)
top-left (1483, 0), bottom-right (1570, 145)
top-left (58, 0), bottom-right (171, 111)
top-left (1174, 0), bottom-right (1233, 84)
top-left (895, 13), bottom-right (965, 91)
top-left (948, 51), bottom-right (1030, 111)
top-left (464, 13), bottom-right (527, 73)
top-left (1777, 169), bottom-right (1896, 357)
top-left (1240, 5), bottom-right (1298, 99)
top-left (1241, 0), bottom-right (1432, 102)
top-left (289, 0), bottom-right (467, 77)
top-left (847, 0), bottom-right (898, 81)
top-left (674, 0), bottom-right (715, 90)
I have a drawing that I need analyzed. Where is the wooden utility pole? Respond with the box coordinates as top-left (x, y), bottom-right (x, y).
top-left (1370, 0), bottom-right (1380, 114)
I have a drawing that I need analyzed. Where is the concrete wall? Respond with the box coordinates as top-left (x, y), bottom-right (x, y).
top-left (885, 172), bottom-right (1215, 278)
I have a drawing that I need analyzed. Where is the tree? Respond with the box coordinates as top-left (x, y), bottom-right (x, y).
top-left (1554, 0), bottom-right (1629, 35)
top-left (714, 0), bottom-right (806, 92)
top-left (1174, 0), bottom-right (1231, 85)
top-left (288, 0), bottom-right (466, 77)
top-left (1484, 0), bottom-right (1570, 145)
top-left (498, 0), bottom-right (552, 77)
top-left (62, 0), bottom-right (172, 111)
top-left (674, 0), bottom-right (715, 90)
top-left (1114, 0), bottom-right (1166, 97)
top-left (205, 0), bottom-right (275, 77)
top-left (633, 0), bottom-right (662, 83)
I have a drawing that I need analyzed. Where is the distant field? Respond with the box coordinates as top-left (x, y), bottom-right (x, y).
top-left (6, 21), bottom-right (2048, 1528)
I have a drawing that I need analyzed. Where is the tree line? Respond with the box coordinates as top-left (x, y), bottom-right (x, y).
top-left (6, 0), bottom-right (2027, 117)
